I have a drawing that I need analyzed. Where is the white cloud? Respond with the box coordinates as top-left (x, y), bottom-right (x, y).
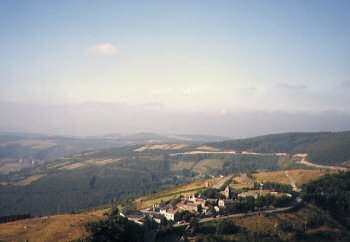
top-left (89, 43), bottom-right (118, 55)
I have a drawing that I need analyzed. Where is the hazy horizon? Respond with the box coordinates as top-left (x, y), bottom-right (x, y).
top-left (1, 1), bottom-right (350, 137)
top-left (1, 101), bottom-right (350, 138)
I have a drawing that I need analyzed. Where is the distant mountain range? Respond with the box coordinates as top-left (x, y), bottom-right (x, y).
top-left (0, 132), bottom-right (228, 163)
top-left (1, 130), bottom-right (350, 171)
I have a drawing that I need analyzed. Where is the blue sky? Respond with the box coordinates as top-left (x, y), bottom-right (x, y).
top-left (1, 1), bottom-right (350, 117)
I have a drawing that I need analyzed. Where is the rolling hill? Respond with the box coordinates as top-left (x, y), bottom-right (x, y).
top-left (0, 132), bottom-right (228, 173)
top-left (209, 131), bottom-right (350, 165)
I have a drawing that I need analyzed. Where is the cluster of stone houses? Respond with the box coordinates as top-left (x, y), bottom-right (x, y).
top-left (140, 186), bottom-right (238, 222)
top-left (121, 185), bottom-right (292, 224)
top-left (119, 210), bottom-right (146, 225)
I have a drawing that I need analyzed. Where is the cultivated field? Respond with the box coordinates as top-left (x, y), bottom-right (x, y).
top-left (252, 169), bottom-right (331, 189)
top-left (195, 146), bottom-right (222, 152)
top-left (134, 144), bottom-right (189, 152)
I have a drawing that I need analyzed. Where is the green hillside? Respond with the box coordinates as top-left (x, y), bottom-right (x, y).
top-left (0, 144), bottom-right (305, 216)
top-left (209, 131), bottom-right (350, 165)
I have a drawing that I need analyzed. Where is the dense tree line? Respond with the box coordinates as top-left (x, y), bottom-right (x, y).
top-left (301, 171), bottom-right (350, 228)
top-left (258, 182), bottom-right (293, 194)
top-left (0, 161), bottom-right (171, 216)
top-left (221, 154), bottom-right (303, 174)
top-left (0, 213), bottom-right (31, 223)
top-left (85, 208), bottom-right (149, 242)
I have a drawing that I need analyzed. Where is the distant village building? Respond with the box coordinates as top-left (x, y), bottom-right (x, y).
top-left (160, 209), bottom-right (180, 221)
top-left (176, 200), bottom-right (200, 213)
top-left (119, 210), bottom-right (145, 224)
top-left (218, 199), bottom-right (236, 208)
top-left (188, 195), bottom-right (206, 208)
top-left (224, 185), bottom-right (231, 199)
top-left (220, 185), bottom-right (232, 199)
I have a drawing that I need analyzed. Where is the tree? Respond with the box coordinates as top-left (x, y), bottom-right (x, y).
top-left (86, 207), bottom-right (145, 242)
top-left (216, 220), bottom-right (240, 235)
top-left (189, 217), bottom-right (199, 234)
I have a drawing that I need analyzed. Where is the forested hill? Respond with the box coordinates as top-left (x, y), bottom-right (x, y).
top-left (209, 131), bottom-right (350, 165)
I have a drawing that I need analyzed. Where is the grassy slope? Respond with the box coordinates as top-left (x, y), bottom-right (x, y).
top-left (0, 209), bottom-right (107, 242)
top-left (253, 170), bottom-right (332, 188)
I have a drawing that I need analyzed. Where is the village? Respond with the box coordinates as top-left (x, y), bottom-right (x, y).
top-left (119, 174), bottom-right (296, 226)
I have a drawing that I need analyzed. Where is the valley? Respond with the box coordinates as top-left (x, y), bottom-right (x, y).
top-left (0, 169), bottom-right (343, 242)
top-left (0, 131), bottom-right (349, 241)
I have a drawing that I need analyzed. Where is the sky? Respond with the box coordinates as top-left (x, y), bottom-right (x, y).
top-left (1, 1), bottom-right (350, 137)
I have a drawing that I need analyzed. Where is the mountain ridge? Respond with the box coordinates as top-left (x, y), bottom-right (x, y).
top-left (209, 131), bottom-right (350, 165)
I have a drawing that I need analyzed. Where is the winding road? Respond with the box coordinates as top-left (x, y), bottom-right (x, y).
top-left (297, 157), bottom-right (347, 171)
top-left (285, 171), bottom-right (300, 192)
top-left (212, 175), bottom-right (233, 189)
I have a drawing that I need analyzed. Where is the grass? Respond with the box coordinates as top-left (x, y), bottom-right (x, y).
top-left (253, 170), bottom-right (291, 184)
top-left (252, 169), bottom-right (331, 188)
top-left (0, 209), bottom-right (107, 242)
top-left (229, 175), bottom-right (254, 190)
top-left (286, 170), bottom-right (334, 187)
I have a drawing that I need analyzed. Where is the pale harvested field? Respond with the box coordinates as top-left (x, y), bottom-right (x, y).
top-left (0, 209), bottom-right (107, 242)
top-left (134, 144), bottom-right (189, 152)
top-left (286, 170), bottom-right (333, 187)
top-left (195, 146), bottom-right (221, 152)
top-left (86, 158), bottom-right (121, 166)
top-left (59, 162), bottom-right (87, 170)
top-left (14, 174), bottom-right (44, 186)
top-left (55, 158), bottom-right (122, 170)
top-left (253, 169), bottom-right (331, 188)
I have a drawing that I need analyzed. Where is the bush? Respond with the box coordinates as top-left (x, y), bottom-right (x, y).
top-left (216, 220), bottom-right (240, 235)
